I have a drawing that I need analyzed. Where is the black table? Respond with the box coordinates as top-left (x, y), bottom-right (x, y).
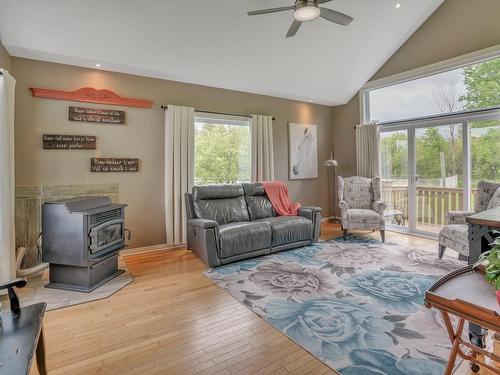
top-left (0, 279), bottom-right (47, 375)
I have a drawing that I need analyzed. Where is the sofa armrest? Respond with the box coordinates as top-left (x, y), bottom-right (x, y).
top-left (188, 218), bottom-right (219, 229)
top-left (186, 219), bottom-right (221, 267)
top-left (298, 206), bottom-right (321, 220)
top-left (372, 200), bottom-right (387, 215)
top-left (446, 211), bottom-right (474, 225)
top-left (298, 206), bottom-right (321, 243)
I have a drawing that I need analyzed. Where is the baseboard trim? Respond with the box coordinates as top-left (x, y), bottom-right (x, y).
top-left (120, 243), bottom-right (186, 256)
top-left (321, 216), bottom-right (340, 223)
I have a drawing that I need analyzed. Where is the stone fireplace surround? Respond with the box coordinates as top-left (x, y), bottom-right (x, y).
top-left (15, 183), bottom-right (119, 269)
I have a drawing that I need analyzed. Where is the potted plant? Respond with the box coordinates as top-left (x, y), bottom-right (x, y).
top-left (475, 233), bottom-right (500, 306)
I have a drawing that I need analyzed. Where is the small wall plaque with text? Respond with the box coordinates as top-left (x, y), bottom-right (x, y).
top-left (43, 134), bottom-right (96, 150)
top-left (69, 106), bottom-right (125, 124)
top-left (91, 158), bottom-right (139, 172)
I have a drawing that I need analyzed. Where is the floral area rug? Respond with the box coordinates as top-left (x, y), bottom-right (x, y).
top-left (205, 236), bottom-right (466, 375)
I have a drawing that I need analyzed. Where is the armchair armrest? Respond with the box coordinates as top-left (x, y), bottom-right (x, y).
top-left (187, 218), bottom-right (219, 229)
top-left (372, 200), bottom-right (387, 215)
top-left (338, 200), bottom-right (348, 210)
top-left (338, 200), bottom-right (349, 226)
top-left (446, 211), bottom-right (474, 225)
top-left (0, 277), bottom-right (27, 315)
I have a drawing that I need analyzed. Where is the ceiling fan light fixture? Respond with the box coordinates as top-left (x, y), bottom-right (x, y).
top-left (294, 2), bottom-right (320, 22)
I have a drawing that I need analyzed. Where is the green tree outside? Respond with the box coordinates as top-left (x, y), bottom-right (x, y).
top-left (194, 123), bottom-right (251, 184)
top-left (460, 58), bottom-right (500, 110)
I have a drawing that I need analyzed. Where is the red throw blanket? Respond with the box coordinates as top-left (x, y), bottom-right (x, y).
top-left (261, 181), bottom-right (301, 216)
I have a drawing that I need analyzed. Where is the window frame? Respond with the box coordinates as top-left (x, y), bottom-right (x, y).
top-left (359, 44), bottom-right (500, 124)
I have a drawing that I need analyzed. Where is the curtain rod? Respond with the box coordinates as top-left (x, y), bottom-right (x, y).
top-left (161, 105), bottom-right (275, 121)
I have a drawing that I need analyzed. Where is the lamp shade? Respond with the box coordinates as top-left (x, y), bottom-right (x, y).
top-left (324, 150), bottom-right (338, 167)
top-left (324, 159), bottom-right (338, 167)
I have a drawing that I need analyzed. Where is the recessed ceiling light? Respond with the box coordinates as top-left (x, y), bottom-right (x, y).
top-left (395, 3), bottom-right (401, 9)
top-left (309, 99), bottom-right (313, 102)
top-left (95, 63), bottom-right (102, 68)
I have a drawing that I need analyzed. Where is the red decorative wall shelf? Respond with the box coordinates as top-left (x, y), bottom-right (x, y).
top-left (29, 87), bottom-right (153, 108)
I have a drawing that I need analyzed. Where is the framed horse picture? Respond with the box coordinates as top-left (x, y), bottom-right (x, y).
top-left (288, 122), bottom-right (318, 180)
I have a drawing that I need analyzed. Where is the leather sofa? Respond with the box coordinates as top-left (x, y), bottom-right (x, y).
top-left (185, 183), bottom-right (321, 267)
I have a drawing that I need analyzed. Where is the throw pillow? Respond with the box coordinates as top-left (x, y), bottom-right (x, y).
top-left (487, 186), bottom-right (500, 209)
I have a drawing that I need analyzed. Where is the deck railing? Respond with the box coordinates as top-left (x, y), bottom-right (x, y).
top-left (383, 186), bottom-right (476, 226)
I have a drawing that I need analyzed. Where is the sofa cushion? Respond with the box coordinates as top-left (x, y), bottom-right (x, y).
top-left (218, 222), bottom-right (271, 259)
top-left (346, 209), bottom-right (381, 225)
top-left (257, 216), bottom-right (312, 247)
top-left (340, 176), bottom-right (374, 209)
top-left (192, 185), bottom-right (249, 224)
top-left (242, 183), bottom-right (275, 220)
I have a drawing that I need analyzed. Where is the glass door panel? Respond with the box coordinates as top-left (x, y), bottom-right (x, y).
top-left (380, 130), bottom-right (409, 229)
top-left (414, 124), bottom-right (464, 234)
top-left (469, 119), bottom-right (500, 209)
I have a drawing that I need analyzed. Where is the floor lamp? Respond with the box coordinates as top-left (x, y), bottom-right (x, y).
top-left (324, 150), bottom-right (340, 223)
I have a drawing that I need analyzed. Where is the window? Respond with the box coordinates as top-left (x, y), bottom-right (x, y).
top-left (366, 55), bottom-right (500, 123)
top-left (194, 113), bottom-right (251, 185)
top-left (363, 49), bottom-right (500, 237)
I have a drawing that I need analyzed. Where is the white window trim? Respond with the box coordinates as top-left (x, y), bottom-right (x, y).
top-left (359, 43), bottom-right (500, 123)
top-left (194, 111), bottom-right (251, 127)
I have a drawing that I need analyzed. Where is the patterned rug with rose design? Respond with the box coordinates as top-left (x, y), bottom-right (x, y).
top-left (204, 235), bottom-right (466, 375)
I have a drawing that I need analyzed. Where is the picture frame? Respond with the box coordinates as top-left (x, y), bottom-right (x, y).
top-left (288, 122), bottom-right (318, 180)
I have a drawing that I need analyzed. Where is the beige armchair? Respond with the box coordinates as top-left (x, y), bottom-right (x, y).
top-left (338, 176), bottom-right (387, 242)
top-left (438, 181), bottom-right (500, 260)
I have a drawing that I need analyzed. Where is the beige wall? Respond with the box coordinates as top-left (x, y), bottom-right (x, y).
top-left (332, 0), bottom-right (500, 177)
top-left (0, 41), bottom-right (11, 71)
top-left (12, 57), bottom-right (334, 248)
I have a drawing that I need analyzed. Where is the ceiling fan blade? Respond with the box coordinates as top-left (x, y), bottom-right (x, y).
top-left (319, 7), bottom-right (354, 26)
top-left (318, 0), bottom-right (333, 3)
top-left (286, 20), bottom-right (302, 38)
top-left (247, 6), bottom-right (295, 16)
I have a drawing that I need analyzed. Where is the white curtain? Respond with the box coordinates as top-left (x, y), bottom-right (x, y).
top-left (165, 105), bottom-right (194, 246)
top-left (356, 121), bottom-right (380, 178)
top-left (251, 115), bottom-right (275, 181)
top-left (0, 70), bottom-right (16, 285)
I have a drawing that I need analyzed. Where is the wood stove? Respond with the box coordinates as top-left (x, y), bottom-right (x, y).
top-left (42, 196), bottom-right (129, 292)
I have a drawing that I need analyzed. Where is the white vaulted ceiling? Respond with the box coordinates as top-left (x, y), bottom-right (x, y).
top-left (0, 0), bottom-right (443, 105)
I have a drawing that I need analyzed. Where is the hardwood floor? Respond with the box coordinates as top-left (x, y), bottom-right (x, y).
top-left (28, 224), bottom-right (495, 374)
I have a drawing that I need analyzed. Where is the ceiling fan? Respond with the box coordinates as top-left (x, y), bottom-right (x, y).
top-left (247, 0), bottom-right (353, 38)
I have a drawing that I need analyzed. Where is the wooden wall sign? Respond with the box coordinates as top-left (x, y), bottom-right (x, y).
top-left (29, 87), bottom-right (153, 108)
top-left (91, 158), bottom-right (139, 172)
top-left (69, 106), bottom-right (125, 124)
top-left (43, 134), bottom-right (96, 150)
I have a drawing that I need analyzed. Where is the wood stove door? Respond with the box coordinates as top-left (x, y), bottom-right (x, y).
top-left (89, 219), bottom-right (124, 254)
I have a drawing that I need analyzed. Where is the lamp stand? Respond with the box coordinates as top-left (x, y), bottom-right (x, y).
top-left (329, 167), bottom-right (340, 224)
top-left (324, 149), bottom-right (340, 224)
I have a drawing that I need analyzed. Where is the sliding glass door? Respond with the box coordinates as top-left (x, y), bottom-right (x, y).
top-left (380, 130), bottom-right (409, 230)
top-left (380, 112), bottom-right (499, 237)
top-left (414, 123), bottom-right (464, 234)
top-left (469, 119), bottom-right (500, 208)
